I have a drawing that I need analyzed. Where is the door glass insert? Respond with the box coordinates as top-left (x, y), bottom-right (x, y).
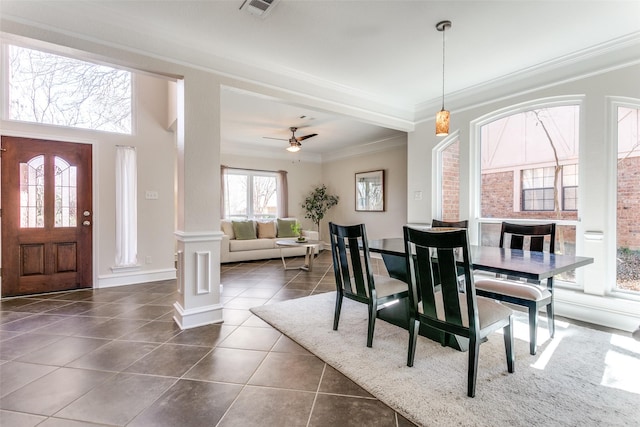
top-left (55, 156), bottom-right (77, 227)
top-left (20, 155), bottom-right (45, 228)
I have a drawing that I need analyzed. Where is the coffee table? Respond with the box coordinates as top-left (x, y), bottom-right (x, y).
top-left (275, 239), bottom-right (319, 271)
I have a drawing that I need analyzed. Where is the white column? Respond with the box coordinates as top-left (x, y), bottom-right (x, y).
top-left (174, 231), bottom-right (223, 329)
top-left (172, 71), bottom-right (223, 329)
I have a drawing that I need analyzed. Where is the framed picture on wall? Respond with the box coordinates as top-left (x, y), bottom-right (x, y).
top-left (355, 170), bottom-right (385, 211)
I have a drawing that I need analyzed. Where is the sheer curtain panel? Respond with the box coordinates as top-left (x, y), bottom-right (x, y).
top-left (115, 146), bottom-right (138, 267)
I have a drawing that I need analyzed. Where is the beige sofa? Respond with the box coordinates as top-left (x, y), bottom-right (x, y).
top-left (220, 218), bottom-right (322, 263)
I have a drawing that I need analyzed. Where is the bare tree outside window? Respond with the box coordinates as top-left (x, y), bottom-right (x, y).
top-left (9, 45), bottom-right (132, 134)
top-left (252, 176), bottom-right (277, 217)
top-left (222, 169), bottom-right (279, 220)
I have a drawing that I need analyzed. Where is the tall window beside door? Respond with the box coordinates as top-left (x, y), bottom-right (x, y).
top-left (115, 146), bottom-right (137, 268)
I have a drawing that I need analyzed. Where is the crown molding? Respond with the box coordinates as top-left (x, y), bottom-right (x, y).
top-left (414, 32), bottom-right (640, 123)
top-left (0, 9), bottom-right (415, 126)
top-left (321, 134), bottom-right (407, 163)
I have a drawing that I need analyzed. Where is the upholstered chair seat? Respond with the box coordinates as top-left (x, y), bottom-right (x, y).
top-left (475, 278), bottom-right (551, 301)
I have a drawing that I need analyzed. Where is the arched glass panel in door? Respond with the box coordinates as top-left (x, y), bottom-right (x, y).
top-left (55, 156), bottom-right (78, 227)
top-left (19, 155), bottom-right (45, 228)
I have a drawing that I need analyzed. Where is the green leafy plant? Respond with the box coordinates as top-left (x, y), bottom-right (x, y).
top-left (290, 221), bottom-right (303, 240)
top-left (302, 184), bottom-right (339, 236)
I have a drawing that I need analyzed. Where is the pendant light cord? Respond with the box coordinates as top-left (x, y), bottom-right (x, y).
top-left (441, 24), bottom-right (446, 111)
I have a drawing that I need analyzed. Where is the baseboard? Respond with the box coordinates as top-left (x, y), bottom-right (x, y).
top-left (96, 268), bottom-right (176, 288)
top-left (555, 288), bottom-right (640, 332)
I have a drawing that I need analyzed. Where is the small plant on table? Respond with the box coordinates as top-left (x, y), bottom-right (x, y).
top-left (291, 222), bottom-right (305, 241)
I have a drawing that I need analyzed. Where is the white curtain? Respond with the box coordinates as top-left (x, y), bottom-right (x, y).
top-left (277, 170), bottom-right (288, 218)
top-left (115, 146), bottom-right (138, 266)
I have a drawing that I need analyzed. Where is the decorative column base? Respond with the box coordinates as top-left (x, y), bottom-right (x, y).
top-left (173, 230), bottom-right (224, 329)
top-left (173, 301), bottom-right (223, 330)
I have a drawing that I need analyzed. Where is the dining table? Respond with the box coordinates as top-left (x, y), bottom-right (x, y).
top-left (367, 237), bottom-right (594, 351)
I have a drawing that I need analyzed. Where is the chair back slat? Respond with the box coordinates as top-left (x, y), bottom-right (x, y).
top-left (436, 247), bottom-right (464, 327)
top-left (499, 222), bottom-right (556, 253)
top-left (329, 222), bottom-right (372, 299)
top-left (413, 245), bottom-right (438, 319)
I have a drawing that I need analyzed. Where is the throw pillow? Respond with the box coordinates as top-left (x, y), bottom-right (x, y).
top-left (221, 220), bottom-right (235, 239)
top-left (277, 218), bottom-right (298, 238)
top-left (257, 221), bottom-right (277, 239)
top-left (232, 221), bottom-right (256, 240)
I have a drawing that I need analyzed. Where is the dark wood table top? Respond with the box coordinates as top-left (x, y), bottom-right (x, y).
top-left (368, 237), bottom-right (594, 281)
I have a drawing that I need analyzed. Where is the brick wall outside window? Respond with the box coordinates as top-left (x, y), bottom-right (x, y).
top-left (617, 156), bottom-right (640, 250)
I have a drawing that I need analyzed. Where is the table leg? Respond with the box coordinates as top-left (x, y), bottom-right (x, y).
top-left (301, 246), bottom-right (315, 271)
top-left (280, 246), bottom-right (315, 272)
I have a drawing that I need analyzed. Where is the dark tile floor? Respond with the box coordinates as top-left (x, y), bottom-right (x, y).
top-left (0, 251), bottom-right (416, 426)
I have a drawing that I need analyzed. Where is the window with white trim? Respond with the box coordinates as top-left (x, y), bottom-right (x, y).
top-left (222, 168), bottom-right (280, 220)
top-left (6, 44), bottom-right (132, 134)
top-left (477, 103), bottom-right (581, 284)
top-left (521, 164), bottom-right (579, 211)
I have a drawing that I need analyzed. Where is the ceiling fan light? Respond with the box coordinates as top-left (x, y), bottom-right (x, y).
top-left (435, 109), bottom-right (450, 136)
top-left (286, 143), bottom-right (301, 152)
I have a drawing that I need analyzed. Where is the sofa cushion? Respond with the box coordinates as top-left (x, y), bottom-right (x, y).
top-left (229, 238), bottom-right (276, 252)
top-left (277, 218), bottom-right (298, 238)
top-left (221, 220), bottom-right (235, 239)
top-left (233, 220), bottom-right (256, 240)
top-left (257, 221), bottom-right (277, 238)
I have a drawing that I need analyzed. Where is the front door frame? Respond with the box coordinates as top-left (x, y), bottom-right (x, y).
top-left (1, 134), bottom-right (95, 297)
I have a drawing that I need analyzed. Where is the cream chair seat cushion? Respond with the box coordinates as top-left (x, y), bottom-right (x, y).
top-left (474, 278), bottom-right (551, 301)
top-left (346, 275), bottom-right (407, 299)
top-left (419, 292), bottom-right (513, 329)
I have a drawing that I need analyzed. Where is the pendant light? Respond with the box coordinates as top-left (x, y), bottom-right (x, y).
top-left (435, 20), bottom-right (452, 136)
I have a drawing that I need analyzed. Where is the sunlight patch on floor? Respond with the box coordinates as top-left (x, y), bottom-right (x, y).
top-left (530, 334), bottom-right (562, 370)
top-left (600, 335), bottom-right (640, 394)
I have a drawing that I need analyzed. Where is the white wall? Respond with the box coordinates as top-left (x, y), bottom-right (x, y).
top-left (407, 63), bottom-right (640, 331)
top-left (322, 136), bottom-right (408, 242)
top-left (0, 73), bottom-right (177, 288)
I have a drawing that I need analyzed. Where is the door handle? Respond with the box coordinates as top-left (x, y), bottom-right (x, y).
top-left (83, 221), bottom-right (91, 226)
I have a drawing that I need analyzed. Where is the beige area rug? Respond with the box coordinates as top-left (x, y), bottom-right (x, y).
top-left (251, 292), bottom-right (640, 427)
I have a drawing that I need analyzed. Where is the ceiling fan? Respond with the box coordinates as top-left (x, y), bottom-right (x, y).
top-left (263, 127), bottom-right (318, 152)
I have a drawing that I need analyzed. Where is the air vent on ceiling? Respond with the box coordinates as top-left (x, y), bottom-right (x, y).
top-left (239, 0), bottom-right (279, 17)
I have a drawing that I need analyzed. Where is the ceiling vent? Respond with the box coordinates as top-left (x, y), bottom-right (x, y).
top-left (239, 0), bottom-right (279, 18)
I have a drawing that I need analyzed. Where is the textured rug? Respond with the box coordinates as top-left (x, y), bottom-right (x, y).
top-left (251, 292), bottom-right (640, 427)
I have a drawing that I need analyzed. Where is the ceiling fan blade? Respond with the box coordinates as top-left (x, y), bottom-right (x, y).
top-left (262, 136), bottom-right (289, 141)
top-left (296, 133), bottom-right (318, 142)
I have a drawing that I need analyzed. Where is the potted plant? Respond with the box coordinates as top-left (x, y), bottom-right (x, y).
top-left (302, 184), bottom-right (339, 237)
top-left (290, 221), bottom-right (305, 242)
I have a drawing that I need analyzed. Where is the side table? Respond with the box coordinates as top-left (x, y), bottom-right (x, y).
top-left (275, 239), bottom-right (319, 272)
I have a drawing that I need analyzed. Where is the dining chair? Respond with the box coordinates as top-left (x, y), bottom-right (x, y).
top-left (431, 219), bottom-right (469, 229)
top-left (403, 226), bottom-right (514, 397)
top-left (329, 222), bottom-right (409, 348)
top-left (474, 222), bottom-right (556, 355)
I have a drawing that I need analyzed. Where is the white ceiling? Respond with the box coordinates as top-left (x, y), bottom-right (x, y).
top-left (2, 1), bottom-right (639, 158)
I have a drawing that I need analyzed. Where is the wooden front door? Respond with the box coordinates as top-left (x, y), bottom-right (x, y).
top-left (1, 136), bottom-right (93, 297)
